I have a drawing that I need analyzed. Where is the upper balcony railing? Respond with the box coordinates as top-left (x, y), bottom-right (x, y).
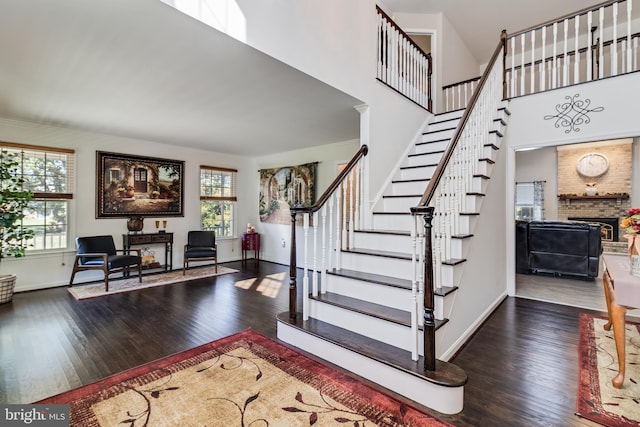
top-left (376, 6), bottom-right (433, 111)
top-left (441, 0), bottom-right (639, 113)
top-left (505, 0), bottom-right (638, 98)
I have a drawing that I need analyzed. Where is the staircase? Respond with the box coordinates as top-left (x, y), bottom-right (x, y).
top-left (277, 96), bottom-right (510, 413)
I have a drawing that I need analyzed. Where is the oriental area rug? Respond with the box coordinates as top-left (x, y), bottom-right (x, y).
top-left (68, 265), bottom-right (237, 300)
top-left (37, 329), bottom-right (449, 426)
top-left (576, 313), bottom-right (640, 426)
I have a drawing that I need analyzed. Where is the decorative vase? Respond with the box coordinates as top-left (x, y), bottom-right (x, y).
top-left (624, 234), bottom-right (640, 277)
top-left (585, 183), bottom-right (597, 196)
top-left (0, 274), bottom-right (17, 304)
top-left (127, 216), bottom-right (144, 233)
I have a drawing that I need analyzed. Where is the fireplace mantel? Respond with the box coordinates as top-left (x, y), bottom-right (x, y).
top-left (558, 194), bottom-right (629, 201)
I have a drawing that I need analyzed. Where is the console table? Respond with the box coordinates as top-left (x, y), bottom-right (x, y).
top-left (601, 253), bottom-right (640, 388)
top-left (241, 232), bottom-right (260, 264)
top-left (123, 232), bottom-right (173, 272)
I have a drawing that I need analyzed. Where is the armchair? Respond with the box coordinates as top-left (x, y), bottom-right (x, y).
top-left (69, 235), bottom-right (142, 291)
top-left (183, 231), bottom-right (217, 274)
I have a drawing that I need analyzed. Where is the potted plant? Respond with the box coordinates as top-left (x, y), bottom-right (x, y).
top-left (0, 150), bottom-right (34, 304)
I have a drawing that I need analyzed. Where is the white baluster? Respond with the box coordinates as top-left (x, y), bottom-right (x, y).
top-left (628, 0), bottom-right (633, 73)
top-left (574, 14), bottom-right (580, 84)
top-left (303, 213), bottom-right (309, 321)
top-left (335, 191), bottom-right (341, 271)
top-left (321, 205), bottom-right (327, 294)
top-left (341, 180), bottom-right (347, 250)
top-left (354, 162), bottom-right (361, 231)
top-left (520, 33), bottom-right (525, 95)
top-left (562, 19), bottom-right (569, 86)
top-left (530, 30), bottom-right (536, 94)
top-left (348, 170), bottom-right (354, 249)
top-left (376, 14), bottom-right (382, 79)
top-left (552, 22), bottom-right (558, 89)
top-left (612, 2), bottom-right (618, 76)
top-left (510, 37), bottom-right (516, 97)
top-left (599, 8), bottom-right (604, 78)
top-left (328, 195), bottom-right (334, 272)
top-left (312, 211), bottom-right (318, 297)
top-left (587, 11), bottom-right (593, 81)
top-left (541, 26), bottom-right (547, 90)
top-left (635, 37), bottom-right (639, 71)
top-left (411, 217), bottom-right (418, 361)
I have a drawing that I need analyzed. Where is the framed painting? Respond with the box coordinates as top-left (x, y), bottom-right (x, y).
top-left (96, 151), bottom-right (184, 218)
top-left (259, 162), bottom-right (316, 225)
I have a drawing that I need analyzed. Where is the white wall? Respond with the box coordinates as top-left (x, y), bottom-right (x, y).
top-left (253, 140), bottom-right (360, 265)
top-left (0, 117), bottom-right (256, 292)
top-left (165, 0), bottom-right (430, 215)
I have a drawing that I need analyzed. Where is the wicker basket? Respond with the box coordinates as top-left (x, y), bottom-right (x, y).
top-left (0, 274), bottom-right (17, 304)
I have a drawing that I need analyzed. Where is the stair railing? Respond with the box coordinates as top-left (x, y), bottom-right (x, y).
top-left (442, 76), bottom-right (481, 113)
top-left (505, 0), bottom-right (638, 98)
top-left (410, 32), bottom-right (507, 369)
top-left (288, 145), bottom-right (368, 321)
top-left (376, 6), bottom-right (433, 111)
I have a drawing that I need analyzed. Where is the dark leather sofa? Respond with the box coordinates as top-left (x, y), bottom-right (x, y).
top-left (516, 220), bottom-right (602, 279)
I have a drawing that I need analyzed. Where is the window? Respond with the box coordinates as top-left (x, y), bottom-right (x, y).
top-left (0, 142), bottom-right (74, 251)
top-left (515, 181), bottom-right (544, 221)
top-left (200, 166), bottom-right (237, 238)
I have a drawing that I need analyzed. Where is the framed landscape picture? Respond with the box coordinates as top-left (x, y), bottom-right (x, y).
top-left (96, 151), bottom-right (184, 218)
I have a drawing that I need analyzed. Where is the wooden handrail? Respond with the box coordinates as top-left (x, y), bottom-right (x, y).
top-left (508, 0), bottom-right (620, 40)
top-left (291, 144), bottom-right (368, 215)
top-left (417, 31), bottom-right (507, 207)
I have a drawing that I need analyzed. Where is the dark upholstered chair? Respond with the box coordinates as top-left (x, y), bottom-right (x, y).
top-left (183, 231), bottom-right (217, 274)
top-left (69, 235), bottom-right (142, 291)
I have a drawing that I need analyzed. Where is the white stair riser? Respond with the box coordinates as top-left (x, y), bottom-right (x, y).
top-left (450, 238), bottom-right (471, 259)
top-left (464, 194), bottom-right (483, 212)
top-left (325, 274), bottom-right (412, 311)
top-left (488, 132), bottom-right (502, 149)
top-left (433, 214), bottom-right (476, 235)
top-left (414, 140), bottom-right (449, 154)
top-left (422, 128), bottom-right (456, 142)
top-left (372, 213), bottom-right (413, 231)
top-left (434, 287), bottom-right (456, 320)
top-left (428, 118), bottom-right (460, 132)
top-left (493, 119), bottom-right (506, 134)
top-left (476, 161), bottom-right (494, 176)
top-left (353, 231), bottom-right (412, 250)
top-left (391, 180), bottom-right (429, 194)
top-left (382, 196), bottom-right (421, 212)
top-left (398, 165), bottom-right (437, 181)
top-left (339, 251), bottom-right (413, 280)
top-left (308, 299), bottom-right (413, 349)
top-left (407, 152), bottom-right (443, 166)
top-left (277, 323), bottom-right (464, 414)
top-left (433, 110), bottom-right (465, 122)
top-left (435, 263), bottom-right (464, 288)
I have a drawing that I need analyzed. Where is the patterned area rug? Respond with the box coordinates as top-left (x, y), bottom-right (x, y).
top-left (576, 313), bottom-right (640, 426)
top-left (38, 329), bottom-right (450, 426)
top-left (68, 265), bottom-right (237, 300)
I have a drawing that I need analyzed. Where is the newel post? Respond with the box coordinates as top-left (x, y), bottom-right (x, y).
top-left (501, 29), bottom-right (508, 101)
top-left (289, 210), bottom-right (298, 320)
top-left (412, 205), bottom-right (436, 371)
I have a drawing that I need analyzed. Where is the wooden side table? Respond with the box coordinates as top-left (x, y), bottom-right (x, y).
top-left (242, 232), bottom-right (260, 264)
top-left (123, 232), bottom-right (173, 272)
top-left (601, 254), bottom-right (640, 388)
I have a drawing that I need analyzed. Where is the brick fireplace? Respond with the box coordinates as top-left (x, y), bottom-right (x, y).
top-left (558, 197), bottom-right (630, 242)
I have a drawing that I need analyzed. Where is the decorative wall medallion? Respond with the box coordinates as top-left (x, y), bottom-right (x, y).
top-left (543, 94), bottom-right (604, 133)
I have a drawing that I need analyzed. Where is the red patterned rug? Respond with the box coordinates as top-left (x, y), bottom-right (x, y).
top-left (38, 329), bottom-right (450, 426)
top-left (576, 313), bottom-right (640, 426)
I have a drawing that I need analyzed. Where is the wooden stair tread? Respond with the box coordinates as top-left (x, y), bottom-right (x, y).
top-left (328, 268), bottom-right (412, 290)
top-left (277, 313), bottom-right (467, 388)
top-left (354, 229), bottom-right (410, 236)
top-left (343, 247), bottom-right (411, 260)
top-left (382, 194), bottom-right (421, 199)
top-left (311, 291), bottom-right (411, 326)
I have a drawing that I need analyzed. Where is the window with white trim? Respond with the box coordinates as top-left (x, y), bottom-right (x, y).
top-left (1, 143), bottom-right (75, 251)
top-left (200, 166), bottom-right (237, 238)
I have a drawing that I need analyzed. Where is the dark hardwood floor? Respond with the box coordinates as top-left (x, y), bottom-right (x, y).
top-left (0, 260), bottom-right (602, 426)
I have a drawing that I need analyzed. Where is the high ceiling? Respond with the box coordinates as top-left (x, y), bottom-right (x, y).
top-left (382, 0), bottom-right (606, 63)
top-left (0, 1), bottom-right (610, 156)
top-left (0, 0), bottom-right (362, 156)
